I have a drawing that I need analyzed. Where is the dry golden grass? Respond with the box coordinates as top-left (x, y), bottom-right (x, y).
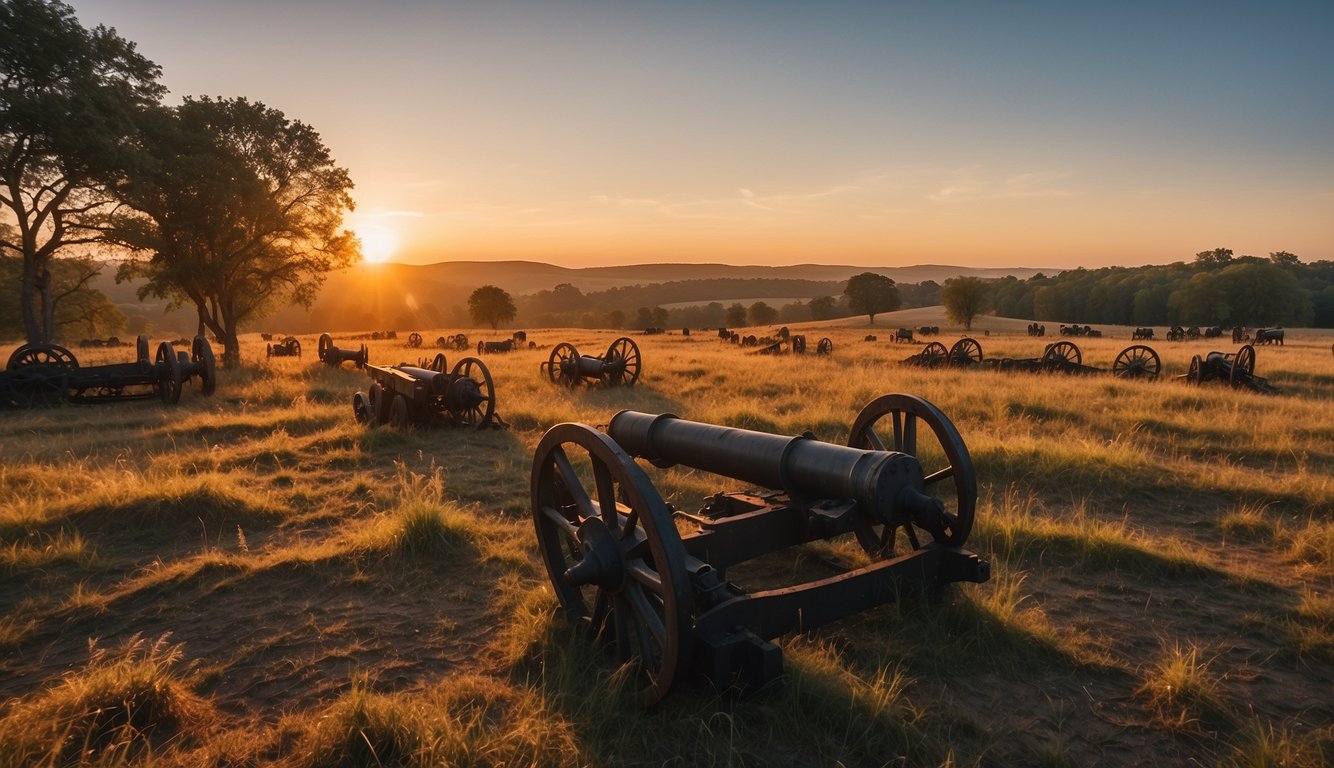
top-left (1, 315), bottom-right (1331, 766)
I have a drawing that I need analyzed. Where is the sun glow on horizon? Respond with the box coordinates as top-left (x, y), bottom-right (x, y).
top-left (356, 223), bottom-right (399, 264)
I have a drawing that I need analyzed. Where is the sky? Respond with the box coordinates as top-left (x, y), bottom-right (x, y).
top-left (71, 0), bottom-right (1334, 270)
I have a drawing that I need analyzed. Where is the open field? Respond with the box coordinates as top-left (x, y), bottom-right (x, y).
top-left (1, 312), bottom-right (1332, 767)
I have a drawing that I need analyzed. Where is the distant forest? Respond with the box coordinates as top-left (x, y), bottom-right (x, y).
top-left (991, 251), bottom-right (1331, 329)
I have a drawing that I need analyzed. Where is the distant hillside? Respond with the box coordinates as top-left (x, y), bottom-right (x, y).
top-left (92, 260), bottom-right (1050, 335)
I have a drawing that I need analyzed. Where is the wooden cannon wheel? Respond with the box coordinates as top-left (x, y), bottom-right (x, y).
top-left (4, 343), bottom-right (77, 407)
top-left (317, 333), bottom-right (335, 362)
top-left (1042, 340), bottom-right (1082, 371)
top-left (546, 343), bottom-right (580, 387)
top-left (531, 422), bottom-right (693, 706)
top-left (191, 336), bottom-right (217, 395)
top-left (919, 341), bottom-right (948, 367)
top-left (427, 353), bottom-right (448, 373)
top-left (368, 383), bottom-right (393, 425)
top-left (948, 337), bottom-right (983, 366)
top-left (450, 357), bottom-right (496, 428)
top-left (407, 332), bottom-right (423, 348)
top-left (1111, 344), bottom-right (1161, 381)
top-left (846, 394), bottom-right (977, 551)
top-left (816, 337), bottom-right (834, 355)
top-left (351, 391), bottom-right (372, 424)
top-left (1187, 354), bottom-right (1203, 384)
top-left (602, 337), bottom-right (641, 387)
top-left (155, 342), bottom-right (183, 404)
top-left (1231, 344), bottom-right (1256, 387)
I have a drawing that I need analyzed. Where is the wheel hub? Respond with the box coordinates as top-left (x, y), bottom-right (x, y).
top-left (563, 516), bottom-right (624, 591)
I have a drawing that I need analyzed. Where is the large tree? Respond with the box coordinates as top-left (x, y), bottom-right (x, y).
top-left (109, 96), bottom-right (357, 367)
top-left (468, 284), bottom-right (515, 329)
top-left (0, 0), bottom-right (164, 343)
top-left (941, 276), bottom-right (992, 330)
top-left (843, 272), bottom-right (901, 324)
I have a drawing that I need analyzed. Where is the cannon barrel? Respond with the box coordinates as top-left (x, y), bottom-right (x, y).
top-left (608, 411), bottom-right (937, 527)
top-left (396, 365), bottom-right (452, 395)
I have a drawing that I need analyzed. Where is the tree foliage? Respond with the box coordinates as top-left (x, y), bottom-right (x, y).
top-left (747, 301), bottom-right (777, 326)
top-left (0, 0), bottom-right (164, 342)
top-left (940, 276), bottom-right (991, 330)
top-left (808, 295), bottom-right (837, 320)
top-left (843, 272), bottom-right (901, 324)
top-left (108, 96), bottom-right (358, 366)
top-left (468, 285), bottom-right (515, 329)
top-left (725, 302), bottom-right (747, 327)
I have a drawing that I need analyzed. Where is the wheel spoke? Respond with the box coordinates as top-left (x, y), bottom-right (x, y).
top-left (903, 413), bottom-right (917, 456)
top-left (625, 559), bottom-right (664, 594)
top-left (625, 582), bottom-right (667, 648)
top-left (891, 411), bottom-right (904, 452)
top-left (551, 448), bottom-right (598, 521)
top-left (923, 465), bottom-right (955, 485)
top-left (863, 425), bottom-right (886, 451)
top-left (540, 503), bottom-right (580, 537)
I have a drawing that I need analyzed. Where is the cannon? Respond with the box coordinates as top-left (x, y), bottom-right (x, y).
top-left (353, 353), bottom-right (498, 429)
top-left (266, 336), bottom-right (302, 358)
top-left (542, 337), bottom-right (641, 388)
top-left (477, 339), bottom-right (516, 354)
top-left (318, 333), bottom-right (368, 368)
top-left (0, 336), bottom-right (216, 408)
top-left (1026, 322), bottom-right (1046, 337)
top-left (406, 332), bottom-right (423, 348)
top-left (531, 394), bottom-right (988, 703)
top-left (995, 341), bottom-right (1161, 380)
top-left (1253, 328), bottom-right (1284, 346)
top-left (757, 334), bottom-right (811, 356)
top-left (816, 337), bottom-right (834, 355)
top-left (1132, 327), bottom-right (1155, 341)
top-left (1182, 344), bottom-right (1277, 394)
top-left (901, 338), bottom-right (981, 368)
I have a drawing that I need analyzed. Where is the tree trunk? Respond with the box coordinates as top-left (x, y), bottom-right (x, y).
top-left (223, 316), bottom-right (240, 369)
top-left (20, 259), bottom-right (43, 344)
top-left (39, 265), bottom-right (55, 342)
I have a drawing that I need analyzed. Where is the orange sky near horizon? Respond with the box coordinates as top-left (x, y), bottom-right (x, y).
top-left (75, 1), bottom-right (1334, 271)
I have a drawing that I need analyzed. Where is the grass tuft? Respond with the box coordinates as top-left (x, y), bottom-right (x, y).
top-left (0, 634), bottom-right (209, 766)
top-left (1137, 640), bottom-right (1230, 732)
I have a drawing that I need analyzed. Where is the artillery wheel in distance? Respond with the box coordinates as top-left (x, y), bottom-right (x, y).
top-left (1187, 355), bottom-right (1203, 384)
top-left (7, 343), bottom-right (79, 371)
top-left (1042, 340), bottom-right (1082, 371)
top-left (847, 393), bottom-right (976, 552)
top-left (531, 422), bottom-right (693, 706)
top-left (351, 391), bottom-right (372, 424)
top-left (547, 343), bottom-right (580, 387)
top-left (449, 356), bottom-right (496, 429)
top-left (1233, 344), bottom-right (1256, 380)
top-left (407, 332), bottom-right (423, 348)
top-left (155, 342), bottom-right (183, 404)
top-left (948, 337), bottom-right (983, 366)
top-left (919, 341), bottom-right (948, 367)
top-left (192, 336), bottom-right (217, 395)
top-left (816, 337), bottom-right (834, 355)
top-left (317, 333), bottom-right (334, 362)
top-left (602, 337), bottom-right (641, 387)
top-left (1112, 344), bottom-right (1161, 381)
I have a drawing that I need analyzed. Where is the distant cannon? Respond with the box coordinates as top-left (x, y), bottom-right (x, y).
top-left (266, 336), bottom-right (302, 358)
top-left (816, 337), bottom-right (834, 355)
top-left (894, 328), bottom-right (914, 343)
top-left (1183, 344), bottom-right (1277, 394)
top-left (436, 333), bottom-right (469, 351)
top-left (917, 325), bottom-right (940, 336)
top-left (406, 332), bottom-right (423, 348)
top-left (1026, 322), bottom-right (1046, 338)
top-left (354, 353), bottom-right (498, 429)
top-left (1132, 327), bottom-right (1155, 341)
top-left (0, 336), bottom-right (216, 409)
top-left (477, 338), bottom-right (516, 354)
top-left (996, 341), bottom-right (1161, 380)
top-left (318, 333), bottom-right (368, 368)
top-left (1253, 328), bottom-right (1285, 346)
top-left (531, 394), bottom-right (987, 703)
top-left (542, 337), bottom-right (641, 388)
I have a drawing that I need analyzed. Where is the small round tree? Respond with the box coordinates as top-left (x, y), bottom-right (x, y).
top-left (468, 285), bottom-right (516, 329)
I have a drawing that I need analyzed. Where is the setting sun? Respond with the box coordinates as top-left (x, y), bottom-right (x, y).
top-left (356, 224), bottom-right (398, 264)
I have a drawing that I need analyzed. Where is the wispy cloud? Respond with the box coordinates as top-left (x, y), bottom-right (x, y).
top-left (927, 167), bottom-right (1077, 203)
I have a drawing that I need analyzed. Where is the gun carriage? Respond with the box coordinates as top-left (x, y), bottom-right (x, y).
top-left (531, 394), bottom-right (988, 703)
top-left (265, 336), bottom-right (302, 358)
top-left (353, 353), bottom-right (498, 429)
top-left (994, 341), bottom-right (1161, 380)
top-left (1, 336), bottom-right (216, 408)
top-left (542, 337), bottom-right (641, 388)
top-left (1183, 344), bottom-right (1277, 394)
top-left (318, 333), bottom-right (368, 369)
top-left (901, 338), bottom-right (982, 368)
